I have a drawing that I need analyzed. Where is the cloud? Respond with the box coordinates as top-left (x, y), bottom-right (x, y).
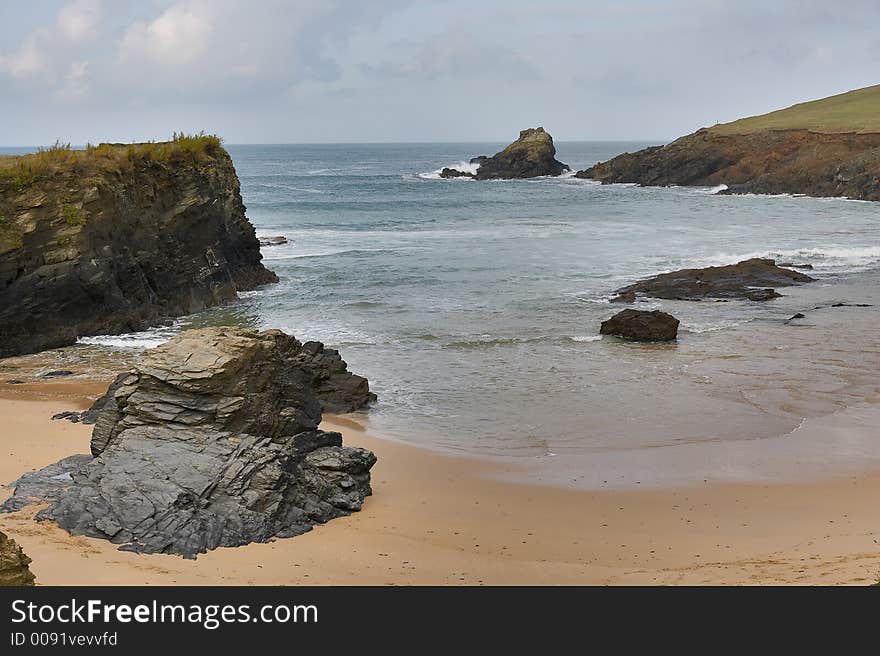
top-left (0, 31), bottom-right (48, 78)
top-left (0, 0), bottom-right (101, 83)
top-left (57, 0), bottom-right (102, 42)
top-left (119, 2), bottom-right (213, 67)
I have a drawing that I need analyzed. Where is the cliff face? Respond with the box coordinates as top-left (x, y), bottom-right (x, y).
top-left (576, 128), bottom-right (880, 201)
top-left (0, 140), bottom-right (277, 357)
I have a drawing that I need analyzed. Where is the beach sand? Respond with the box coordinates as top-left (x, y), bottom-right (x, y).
top-left (1, 380), bottom-right (879, 586)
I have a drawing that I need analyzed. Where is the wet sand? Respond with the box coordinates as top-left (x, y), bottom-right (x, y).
top-left (1, 381), bottom-right (879, 585)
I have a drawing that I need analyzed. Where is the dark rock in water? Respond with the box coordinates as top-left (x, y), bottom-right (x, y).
top-left (778, 262), bottom-right (814, 270)
top-left (259, 236), bottom-right (289, 247)
top-left (0, 530), bottom-right (35, 586)
top-left (474, 128), bottom-right (569, 180)
top-left (1, 328), bottom-right (377, 558)
top-left (830, 302), bottom-right (873, 308)
top-left (41, 370), bottom-right (75, 378)
top-left (611, 258), bottom-right (815, 302)
top-left (787, 313), bottom-right (807, 322)
top-left (611, 290), bottom-right (637, 304)
top-left (441, 128), bottom-right (569, 180)
top-left (439, 167), bottom-right (474, 179)
top-left (600, 309), bottom-right (679, 342)
top-left (0, 142), bottom-right (277, 358)
top-left (745, 288), bottom-right (780, 302)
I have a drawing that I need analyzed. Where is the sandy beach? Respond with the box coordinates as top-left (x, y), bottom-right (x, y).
top-left (1, 379), bottom-right (879, 586)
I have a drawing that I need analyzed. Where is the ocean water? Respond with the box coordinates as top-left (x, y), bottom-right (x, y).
top-left (9, 142), bottom-right (880, 484)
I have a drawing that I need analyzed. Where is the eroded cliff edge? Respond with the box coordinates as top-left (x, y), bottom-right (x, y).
top-left (0, 137), bottom-right (278, 357)
top-left (576, 128), bottom-right (880, 200)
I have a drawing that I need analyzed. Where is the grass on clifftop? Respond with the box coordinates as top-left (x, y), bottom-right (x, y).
top-left (709, 84), bottom-right (880, 136)
top-left (0, 133), bottom-right (224, 191)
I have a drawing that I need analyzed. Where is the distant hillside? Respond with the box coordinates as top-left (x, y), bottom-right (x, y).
top-left (710, 84), bottom-right (880, 136)
top-left (576, 85), bottom-right (880, 201)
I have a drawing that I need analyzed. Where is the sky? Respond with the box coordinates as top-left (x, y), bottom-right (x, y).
top-left (1, 0), bottom-right (878, 145)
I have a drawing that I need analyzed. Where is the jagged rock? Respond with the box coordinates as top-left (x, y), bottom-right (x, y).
top-left (1, 328), bottom-right (377, 558)
top-left (474, 128), bottom-right (569, 180)
top-left (0, 141), bottom-right (277, 357)
top-left (600, 309), bottom-right (679, 342)
top-left (259, 236), bottom-right (289, 247)
top-left (611, 258), bottom-right (815, 302)
top-left (440, 128), bottom-right (569, 180)
top-left (0, 530), bottom-right (35, 586)
top-left (294, 341), bottom-right (377, 413)
top-left (440, 168), bottom-right (474, 179)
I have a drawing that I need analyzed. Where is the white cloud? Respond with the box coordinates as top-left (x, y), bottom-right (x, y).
top-left (0, 32), bottom-right (48, 78)
top-left (57, 0), bottom-right (102, 42)
top-left (119, 1), bottom-right (213, 66)
top-left (0, 0), bottom-right (101, 84)
top-left (55, 62), bottom-right (90, 101)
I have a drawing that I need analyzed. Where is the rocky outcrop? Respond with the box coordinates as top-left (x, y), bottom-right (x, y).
top-left (576, 128), bottom-right (880, 200)
top-left (611, 258), bottom-right (815, 302)
top-left (1, 328), bottom-right (377, 558)
top-left (440, 128), bottom-right (569, 179)
top-left (54, 338), bottom-right (376, 426)
top-left (600, 309), bottom-right (679, 342)
top-left (0, 138), bottom-right (278, 357)
top-left (0, 530), bottom-right (36, 586)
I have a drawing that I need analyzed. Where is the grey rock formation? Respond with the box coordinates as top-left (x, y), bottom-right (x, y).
top-left (611, 258), bottom-right (815, 302)
top-left (2, 328), bottom-right (377, 558)
top-left (600, 309), bottom-right (680, 342)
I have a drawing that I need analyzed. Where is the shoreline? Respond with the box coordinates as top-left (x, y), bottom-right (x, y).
top-left (2, 380), bottom-right (879, 585)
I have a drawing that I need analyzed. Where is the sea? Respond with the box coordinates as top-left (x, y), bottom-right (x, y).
top-left (5, 142), bottom-right (880, 487)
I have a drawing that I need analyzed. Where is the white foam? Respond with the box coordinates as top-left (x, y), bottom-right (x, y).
top-left (417, 160), bottom-right (481, 180)
top-left (77, 325), bottom-right (181, 350)
top-left (684, 246), bottom-right (880, 274)
top-left (571, 335), bottom-right (602, 342)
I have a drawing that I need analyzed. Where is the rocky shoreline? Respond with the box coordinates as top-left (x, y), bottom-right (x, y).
top-left (576, 128), bottom-right (880, 201)
top-left (0, 138), bottom-right (277, 358)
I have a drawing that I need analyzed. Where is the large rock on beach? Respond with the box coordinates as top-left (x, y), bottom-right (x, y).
top-left (611, 258), bottom-right (815, 302)
top-left (0, 530), bottom-right (36, 586)
top-left (439, 127), bottom-right (569, 179)
top-left (600, 309), bottom-right (680, 342)
top-left (1, 328), bottom-right (377, 558)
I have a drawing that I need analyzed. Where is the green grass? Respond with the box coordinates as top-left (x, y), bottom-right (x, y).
top-left (0, 133), bottom-right (224, 190)
top-left (62, 204), bottom-right (85, 226)
top-left (709, 84), bottom-right (880, 135)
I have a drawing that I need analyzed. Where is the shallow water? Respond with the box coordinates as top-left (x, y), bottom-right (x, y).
top-left (9, 142), bottom-right (880, 484)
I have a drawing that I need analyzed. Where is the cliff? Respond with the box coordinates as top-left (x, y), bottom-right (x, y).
top-left (576, 85), bottom-right (880, 200)
top-left (0, 136), bottom-right (277, 357)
